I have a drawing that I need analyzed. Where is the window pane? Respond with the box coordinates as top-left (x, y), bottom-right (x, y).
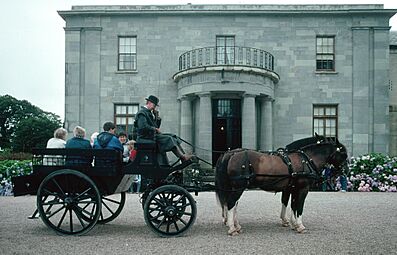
top-left (120, 106), bottom-right (126, 114)
top-left (128, 117), bottom-right (134, 124)
top-left (116, 106), bottom-right (122, 114)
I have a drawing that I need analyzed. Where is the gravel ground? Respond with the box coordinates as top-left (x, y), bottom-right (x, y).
top-left (0, 191), bottom-right (396, 255)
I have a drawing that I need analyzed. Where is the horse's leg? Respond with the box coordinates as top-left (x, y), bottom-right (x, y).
top-left (226, 191), bottom-right (244, 236)
top-left (222, 204), bottom-right (228, 225)
top-left (233, 202), bottom-right (242, 233)
top-left (280, 190), bottom-right (290, 227)
top-left (290, 190), bottom-right (298, 230)
top-left (294, 187), bottom-right (309, 233)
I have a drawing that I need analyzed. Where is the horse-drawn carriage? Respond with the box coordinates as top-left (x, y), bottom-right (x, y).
top-left (12, 139), bottom-right (209, 237)
top-left (13, 135), bottom-right (348, 237)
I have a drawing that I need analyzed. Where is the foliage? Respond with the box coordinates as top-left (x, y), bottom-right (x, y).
top-left (13, 116), bottom-right (61, 153)
top-left (0, 94), bottom-right (62, 152)
top-left (336, 153), bottom-right (397, 192)
top-left (0, 160), bottom-right (32, 196)
top-left (0, 148), bottom-right (31, 160)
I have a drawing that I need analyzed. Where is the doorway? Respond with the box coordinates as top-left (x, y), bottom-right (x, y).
top-left (212, 99), bottom-right (242, 165)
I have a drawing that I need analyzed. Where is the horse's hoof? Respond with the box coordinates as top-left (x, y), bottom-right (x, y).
top-left (235, 225), bottom-right (242, 233)
top-left (281, 220), bottom-right (290, 227)
top-left (228, 228), bottom-right (238, 236)
top-left (296, 225), bottom-right (306, 233)
top-left (228, 230), bottom-right (239, 236)
top-left (222, 219), bottom-right (227, 225)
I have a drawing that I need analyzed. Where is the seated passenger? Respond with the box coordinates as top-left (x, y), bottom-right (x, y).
top-left (135, 95), bottom-right (193, 162)
top-left (93, 122), bottom-right (123, 166)
top-left (127, 140), bottom-right (137, 161)
top-left (44, 127), bottom-right (67, 165)
top-left (94, 122), bottom-right (123, 152)
top-left (65, 126), bottom-right (92, 166)
top-left (118, 132), bottom-right (130, 163)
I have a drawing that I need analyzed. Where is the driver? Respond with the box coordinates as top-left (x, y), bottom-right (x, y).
top-left (135, 95), bottom-right (193, 162)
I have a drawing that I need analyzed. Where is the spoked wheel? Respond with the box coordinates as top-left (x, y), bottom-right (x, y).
top-left (36, 169), bottom-right (101, 235)
top-left (143, 185), bottom-right (196, 237)
top-left (97, 192), bottom-right (126, 224)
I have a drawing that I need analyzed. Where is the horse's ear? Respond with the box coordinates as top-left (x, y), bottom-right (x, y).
top-left (314, 132), bottom-right (319, 138)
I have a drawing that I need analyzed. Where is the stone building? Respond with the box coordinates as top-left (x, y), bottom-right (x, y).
top-left (389, 31), bottom-right (397, 156)
top-left (58, 4), bottom-right (396, 164)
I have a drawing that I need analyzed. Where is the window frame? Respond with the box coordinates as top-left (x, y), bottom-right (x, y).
top-left (316, 35), bottom-right (335, 71)
top-left (118, 36), bottom-right (137, 71)
top-left (312, 104), bottom-right (338, 138)
top-left (114, 103), bottom-right (139, 137)
top-left (216, 35), bottom-right (235, 65)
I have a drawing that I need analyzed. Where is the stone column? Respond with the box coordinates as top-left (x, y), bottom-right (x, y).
top-left (242, 94), bottom-right (256, 149)
top-left (197, 93), bottom-right (212, 163)
top-left (179, 96), bottom-right (193, 153)
top-left (260, 97), bottom-right (273, 151)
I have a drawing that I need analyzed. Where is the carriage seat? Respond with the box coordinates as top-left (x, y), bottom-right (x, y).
top-left (135, 138), bottom-right (169, 166)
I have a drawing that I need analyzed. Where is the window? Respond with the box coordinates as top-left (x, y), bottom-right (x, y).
top-left (313, 105), bottom-right (338, 137)
top-left (316, 36), bottom-right (335, 71)
top-left (118, 36), bottom-right (137, 71)
top-left (216, 35), bottom-right (235, 64)
top-left (114, 104), bottom-right (139, 137)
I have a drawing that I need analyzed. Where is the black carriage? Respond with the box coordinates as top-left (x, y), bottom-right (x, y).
top-left (12, 139), bottom-right (208, 237)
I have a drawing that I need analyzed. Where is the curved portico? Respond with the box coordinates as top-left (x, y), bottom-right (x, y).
top-left (173, 46), bottom-right (279, 164)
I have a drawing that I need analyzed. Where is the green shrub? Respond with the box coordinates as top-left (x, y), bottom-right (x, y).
top-left (0, 160), bottom-right (32, 195)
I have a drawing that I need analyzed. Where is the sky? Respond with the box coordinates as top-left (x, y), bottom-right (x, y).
top-left (1, 0), bottom-right (397, 121)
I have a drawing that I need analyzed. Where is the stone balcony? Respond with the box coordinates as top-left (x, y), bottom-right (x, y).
top-left (172, 46), bottom-right (279, 83)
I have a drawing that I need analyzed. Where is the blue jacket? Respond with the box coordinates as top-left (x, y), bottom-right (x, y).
top-left (66, 137), bottom-right (91, 149)
top-left (65, 137), bottom-right (92, 165)
top-left (93, 132), bottom-right (123, 152)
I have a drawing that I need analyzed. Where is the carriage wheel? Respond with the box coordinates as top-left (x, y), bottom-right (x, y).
top-left (143, 185), bottom-right (196, 237)
top-left (97, 192), bottom-right (126, 224)
top-left (36, 169), bottom-right (101, 235)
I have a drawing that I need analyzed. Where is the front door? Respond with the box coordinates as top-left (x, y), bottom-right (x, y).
top-left (212, 99), bottom-right (242, 165)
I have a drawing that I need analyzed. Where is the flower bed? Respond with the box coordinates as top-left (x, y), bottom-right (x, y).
top-left (340, 153), bottom-right (397, 192)
top-left (0, 160), bottom-right (32, 196)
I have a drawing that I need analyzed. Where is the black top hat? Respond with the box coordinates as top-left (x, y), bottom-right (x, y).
top-left (145, 95), bottom-right (159, 106)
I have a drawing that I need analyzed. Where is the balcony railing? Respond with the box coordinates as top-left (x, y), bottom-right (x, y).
top-left (178, 46), bottom-right (275, 72)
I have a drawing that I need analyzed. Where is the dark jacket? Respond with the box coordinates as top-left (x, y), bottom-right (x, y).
top-left (135, 106), bottom-right (158, 140)
top-left (93, 132), bottom-right (123, 152)
top-left (65, 137), bottom-right (92, 165)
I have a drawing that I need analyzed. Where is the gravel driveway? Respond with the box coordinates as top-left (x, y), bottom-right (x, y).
top-left (1, 191), bottom-right (396, 254)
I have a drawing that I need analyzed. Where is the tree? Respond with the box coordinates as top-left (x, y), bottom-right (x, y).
top-left (0, 94), bottom-right (62, 151)
top-left (13, 116), bottom-right (61, 152)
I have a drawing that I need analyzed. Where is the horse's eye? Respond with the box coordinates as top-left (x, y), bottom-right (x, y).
top-left (336, 147), bottom-right (341, 152)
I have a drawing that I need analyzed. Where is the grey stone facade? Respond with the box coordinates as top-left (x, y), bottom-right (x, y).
top-left (59, 4), bottom-right (396, 162)
top-left (389, 31), bottom-right (397, 156)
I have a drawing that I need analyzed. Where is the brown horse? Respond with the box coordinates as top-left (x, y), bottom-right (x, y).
top-left (215, 135), bottom-right (348, 235)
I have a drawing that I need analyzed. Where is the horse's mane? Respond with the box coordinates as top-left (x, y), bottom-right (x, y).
top-left (286, 136), bottom-right (326, 151)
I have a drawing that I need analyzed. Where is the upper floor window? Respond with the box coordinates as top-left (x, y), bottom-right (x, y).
top-left (216, 35), bottom-right (235, 64)
top-left (114, 104), bottom-right (139, 137)
top-left (118, 36), bottom-right (137, 71)
top-left (316, 36), bottom-right (335, 71)
top-left (313, 104), bottom-right (338, 138)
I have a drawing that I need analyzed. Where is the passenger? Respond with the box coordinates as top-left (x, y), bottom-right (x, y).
top-left (93, 122), bottom-right (123, 166)
top-left (45, 128), bottom-right (67, 165)
top-left (127, 140), bottom-right (137, 161)
top-left (90, 132), bottom-right (99, 147)
top-left (135, 95), bottom-right (193, 162)
top-left (46, 128), bottom-right (67, 149)
top-left (65, 126), bottom-right (92, 166)
top-left (93, 122), bottom-right (123, 152)
top-left (118, 132), bottom-right (130, 163)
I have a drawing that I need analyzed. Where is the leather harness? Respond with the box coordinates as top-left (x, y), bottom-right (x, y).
top-left (229, 148), bottom-right (320, 189)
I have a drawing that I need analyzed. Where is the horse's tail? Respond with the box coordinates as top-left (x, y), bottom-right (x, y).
top-left (215, 152), bottom-right (233, 208)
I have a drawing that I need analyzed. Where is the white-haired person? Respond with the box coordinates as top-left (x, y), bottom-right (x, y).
top-left (45, 127), bottom-right (67, 165)
top-left (65, 126), bottom-right (92, 166)
top-left (46, 128), bottom-right (67, 148)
